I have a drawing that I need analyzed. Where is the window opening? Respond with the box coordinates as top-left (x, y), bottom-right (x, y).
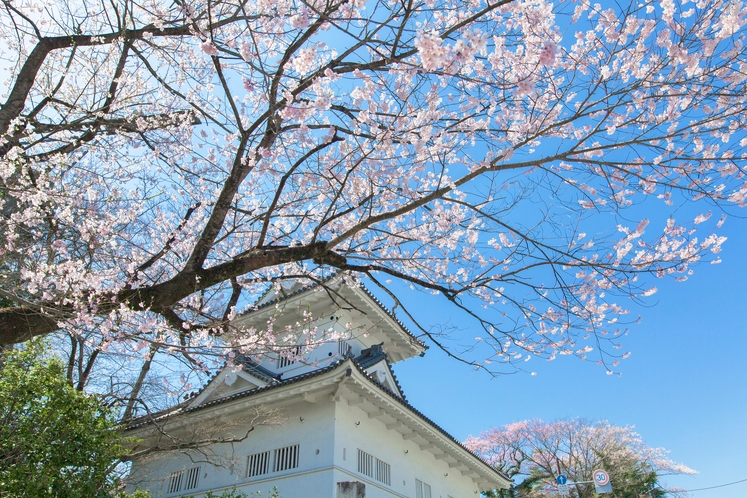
top-left (167, 466), bottom-right (200, 494)
top-left (338, 340), bottom-right (350, 357)
top-left (167, 471), bottom-right (182, 494)
top-left (357, 449), bottom-right (391, 486)
top-left (247, 450), bottom-right (271, 477)
top-left (274, 443), bottom-right (299, 472)
top-left (277, 345), bottom-right (304, 368)
top-left (415, 479), bottom-right (432, 498)
top-left (247, 444), bottom-right (300, 478)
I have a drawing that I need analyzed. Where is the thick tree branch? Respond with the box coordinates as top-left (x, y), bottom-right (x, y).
top-left (0, 242), bottom-right (347, 344)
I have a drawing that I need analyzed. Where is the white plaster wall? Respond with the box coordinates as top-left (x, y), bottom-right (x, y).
top-left (255, 321), bottom-right (366, 379)
top-left (333, 400), bottom-right (480, 498)
top-left (128, 399), bottom-right (339, 497)
top-left (127, 392), bottom-right (484, 498)
top-left (250, 301), bottom-right (410, 381)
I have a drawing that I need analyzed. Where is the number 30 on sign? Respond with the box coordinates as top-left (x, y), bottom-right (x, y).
top-left (593, 470), bottom-right (610, 486)
top-left (593, 469), bottom-right (612, 494)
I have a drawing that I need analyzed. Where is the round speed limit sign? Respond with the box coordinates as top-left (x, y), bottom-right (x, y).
top-left (593, 469), bottom-right (610, 486)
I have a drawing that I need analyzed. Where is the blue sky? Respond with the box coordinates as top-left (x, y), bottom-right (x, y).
top-left (392, 216), bottom-right (747, 497)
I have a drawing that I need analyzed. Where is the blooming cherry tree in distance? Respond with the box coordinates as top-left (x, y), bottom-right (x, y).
top-left (464, 418), bottom-right (696, 497)
top-left (1, 0), bottom-right (747, 396)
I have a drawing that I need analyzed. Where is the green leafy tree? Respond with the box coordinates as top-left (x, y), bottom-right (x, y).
top-left (182, 487), bottom-right (280, 498)
top-left (0, 340), bottom-right (126, 497)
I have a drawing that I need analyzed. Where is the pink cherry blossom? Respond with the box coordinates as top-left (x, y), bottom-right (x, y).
top-left (0, 0), bottom-right (745, 390)
top-left (201, 41), bottom-right (219, 56)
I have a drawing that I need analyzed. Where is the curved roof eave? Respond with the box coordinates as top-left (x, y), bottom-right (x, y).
top-left (125, 358), bottom-right (509, 490)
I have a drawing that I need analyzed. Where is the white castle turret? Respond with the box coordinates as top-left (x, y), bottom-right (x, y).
top-left (126, 275), bottom-right (510, 498)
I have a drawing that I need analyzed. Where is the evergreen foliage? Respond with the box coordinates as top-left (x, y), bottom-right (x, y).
top-left (0, 340), bottom-right (126, 497)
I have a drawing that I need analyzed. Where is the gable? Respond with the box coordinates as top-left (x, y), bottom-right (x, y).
top-left (232, 275), bottom-right (426, 364)
top-left (188, 368), bottom-right (271, 407)
top-left (363, 359), bottom-right (404, 399)
top-left (253, 279), bottom-right (307, 307)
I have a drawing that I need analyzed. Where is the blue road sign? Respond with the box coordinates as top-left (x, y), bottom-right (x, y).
top-left (557, 475), bottom-right (567, 485)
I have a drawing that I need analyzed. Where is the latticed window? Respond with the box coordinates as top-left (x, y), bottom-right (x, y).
top-left (357, 449), bottom-right (391, 486)
top-left (167, 466), bottom-right (200, 494)
top-left (247, 444), bottom-right (300, 478)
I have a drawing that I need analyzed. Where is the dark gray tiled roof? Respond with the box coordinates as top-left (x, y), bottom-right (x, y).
top-left (241, 357), bottom-right (281, 383)
top-left (126, 359), bottom-right (346, 430)
top-left (355, 343), bottom-right (388, 369)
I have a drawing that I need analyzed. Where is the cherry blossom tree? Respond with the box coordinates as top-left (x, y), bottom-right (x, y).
top-left (464, 418), bottom-right (696, 497)
top-left (1, 0), bottom-right (747, 401)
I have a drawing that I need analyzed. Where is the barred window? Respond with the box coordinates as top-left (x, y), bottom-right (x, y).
top-left (357, 448), bottom-right (373, 477)
top-left (357, 449), bottom-right (391, 486)
top-left (274, 443), bottom-right (299, 472)
top-left (277, 345), bottom-right (304, 368)
top-left (247, 444), bottom-right (300, 478)
top-left (376, 458), bottom-right (391, 485)
top-left (167, 470), bottom-right (182, 494)
top-left (247, 450), bottom-right (271, 478)
top-left (338, 340), bottom-right (350, 357)
top-left (415, 479), bottom-right (432, 498)
top-left (167, 466), bottom-right (200, 494)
